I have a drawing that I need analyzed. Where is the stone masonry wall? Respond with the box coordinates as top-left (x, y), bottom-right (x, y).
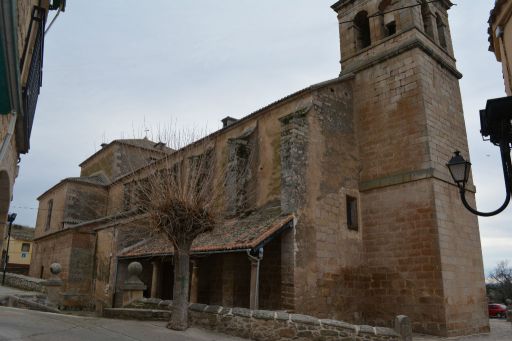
top-left (64, 183), bottom-right (108, 224)
top-left (111, 299), bottom-right (402, 341)
top-left (350, 37), bottom-right (488, 335)
top-left (418, 47), bottom-right (488, 336)
top-left (188, 304), bottom-right (401, 341)
top-left (0, 114), bottom-right (18, 247)
top-left (292, 80), bottom-right (367, 322)
top-left (3, 272), bottom-right (46, 293)
top-left (29, 230), bottom-right (95, 309)
top-left (280, 108), bottom-right (309, 214)
top-left (361, 180), bottom-right (444, 332)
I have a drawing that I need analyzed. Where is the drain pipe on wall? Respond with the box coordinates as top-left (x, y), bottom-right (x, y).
top-left (0, 111), bottom-right (17, 165)
top-left (247, 248), bottom-right (264, 310)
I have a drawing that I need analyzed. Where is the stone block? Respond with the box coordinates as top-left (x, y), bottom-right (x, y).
top-left (252, 309), bottom-right (275, 320)
top-left (232, 307), bottom-right (252, 318)
top-left (290, 314), bottom-right (320, 326)
top-left (189, 303), bottom-right (207, 312)
top-left (394, 315), bottom-right (412, 341)
top-left (204, 305), bottom-right (222, 314)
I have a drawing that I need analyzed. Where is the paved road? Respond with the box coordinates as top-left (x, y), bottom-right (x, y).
top-left (0, 306), bottom-right (248, 341)
top-left (415, 319), bottom-right (511, 341)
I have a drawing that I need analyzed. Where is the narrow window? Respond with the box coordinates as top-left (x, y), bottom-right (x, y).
top-left (379, 0), bottom-right (396, 37)
top-left (134, 178), bottom-right (151, 208)
top-left (436, 15), bottom-right (447, 49)
top-left (21, 243), bottom-right (30, 252)
top-left (40, 266), bottom-right (44, 279)
top-left (346, 195), bottom-right (359, 231)
top-left (354, 11), bottom-right (371, 49)
top-left (45, 199), bottom-right (53, 231)
top-left (123, 183), bottom-right (132, 211)
top-left (385, 20), bottom-right (396, 36)
top-left (421, 1), bottom-right (434, 38)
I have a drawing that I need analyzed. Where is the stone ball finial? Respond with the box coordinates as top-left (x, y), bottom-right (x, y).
top-left (50, 263), bottom-right (62, 275)
top-left (128, 261), bottom-right (143, 277)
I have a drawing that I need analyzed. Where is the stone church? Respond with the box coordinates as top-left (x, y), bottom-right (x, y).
top-left (29, 0), bottom-right (489, 337)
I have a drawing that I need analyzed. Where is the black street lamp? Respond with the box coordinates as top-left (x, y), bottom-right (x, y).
top-left (447, 96), bottom-right (512, 216)
top-left (2, 212), bottom-right (16, 285)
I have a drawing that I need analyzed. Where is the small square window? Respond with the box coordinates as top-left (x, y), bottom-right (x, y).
top-left (346, 195), bottom-right (359, 231)
top-left (21, 243), bottom-right (30, 252)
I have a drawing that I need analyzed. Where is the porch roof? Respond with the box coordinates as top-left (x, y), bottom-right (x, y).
top-left (118, 205), bottom-right (294, 258)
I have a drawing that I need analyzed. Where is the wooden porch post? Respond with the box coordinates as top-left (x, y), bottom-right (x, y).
top-left (248, 249), bottom-right (263, 310)
top-left (150, 260), bottom-right (160, 298)
top-left (190, 260), bottom-right (199, 303)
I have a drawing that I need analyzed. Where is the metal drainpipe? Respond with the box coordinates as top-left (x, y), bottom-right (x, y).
top-left (0, 111), bottom-right (17, 164)
top-left (247, 248), bottom-right (264, 309)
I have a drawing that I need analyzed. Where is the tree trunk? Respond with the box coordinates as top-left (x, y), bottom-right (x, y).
top-left (168, 248), bottom-right (190, 330)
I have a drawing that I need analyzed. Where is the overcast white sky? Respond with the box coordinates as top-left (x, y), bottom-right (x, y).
top-left (10, 1), bottom-right (510, 274)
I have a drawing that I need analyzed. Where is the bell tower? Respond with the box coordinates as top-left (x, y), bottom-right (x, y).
top-left (333, 0), bottom-right (456, 74)
top-left (330, 0), bottom-right (489, 337)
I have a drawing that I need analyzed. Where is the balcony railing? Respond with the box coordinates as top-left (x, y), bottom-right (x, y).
top-left (20, 7), bottom-right (46, 145)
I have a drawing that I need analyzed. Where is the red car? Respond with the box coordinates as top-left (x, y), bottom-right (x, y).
top-left (488, 303), bottom-right (507, 318)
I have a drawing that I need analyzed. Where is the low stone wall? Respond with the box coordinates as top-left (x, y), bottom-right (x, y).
top-left (104, 308), bottom-right (170, 320)
top-left (112, 298), bottom-right (404, 341)
top-left (0, 295), bottom-right (60, 314)
top-left (2, 272), bottom-right (46, 293)
top-left (189, 304), bottom-right (401, 341)
top-left (125, 297), bottom-right (172, 310)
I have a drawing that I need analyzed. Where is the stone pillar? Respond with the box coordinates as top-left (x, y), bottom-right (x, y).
top-left (122, 261), bottom-right (147, 307)
top-left (281, 228), bottom-right (295, 311)
top-left (369, 15), bottom-right (383, 42)
top-left (394, 315), bottom-right (412, 341)
top-left (222, 255), bottom-right (235, 307)
top-left (189, 260), bottom-right (199, 303)
top-left (279, 109), bottom-right (309, 214)
top-left (248, 249), bottom-right (263, 310)
top-left (150, 261), bottom-right (160, 298)
top-left (249, 258), bottom-right (259, 310)
top-left (42, 263), bottom-right (63, 309)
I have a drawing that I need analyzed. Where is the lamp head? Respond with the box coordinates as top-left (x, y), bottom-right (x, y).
top-left (480, 96), bottom-right (512, 146)
top-left (7, 213), bottom-right (16, 223)
top-left (447, 151), bottom-right (471, 189)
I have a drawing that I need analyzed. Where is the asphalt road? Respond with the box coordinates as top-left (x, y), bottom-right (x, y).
top-left (0, 306), bottom-right (247, 341)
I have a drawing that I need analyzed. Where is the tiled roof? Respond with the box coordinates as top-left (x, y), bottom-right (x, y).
top-left (116, 139), bottom-right (174, 154)
top-left (37, 174), bottom-right (108, 200)
top-left (10, 225), bottom-right (35, 241)
top-left (118, 205), bottom-right (293, 258)
top-left (79, 138), bottom-right (174, 168)
top-left (67, 174), bottom-right (109, 186)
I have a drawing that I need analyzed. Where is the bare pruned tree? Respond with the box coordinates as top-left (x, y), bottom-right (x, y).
top-left (126, 126), bottom-right (255, 330)
top-left (487, 260), bottom-right (512, 304)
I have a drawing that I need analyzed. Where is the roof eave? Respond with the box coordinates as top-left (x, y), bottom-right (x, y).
top-left (0, 0), bottom-right (25, 150)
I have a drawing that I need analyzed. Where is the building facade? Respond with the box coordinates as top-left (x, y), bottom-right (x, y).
top-left (489, 0), bottom-right (512, 95)
top-left (30, 0), bottom-right (488, 336)
top-left (0, 0), bottom-right (65, 252)
top-left (2, 224), bottom-right (34, 275)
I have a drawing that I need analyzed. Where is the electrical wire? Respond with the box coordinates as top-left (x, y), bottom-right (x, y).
top-left (338, 0), bottom-right (455, 25)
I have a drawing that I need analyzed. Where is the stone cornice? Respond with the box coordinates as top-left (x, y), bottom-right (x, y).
top-left (359, 167), bottom-right (476, 193)
top-left (340, 31), bottom-right (462, 79)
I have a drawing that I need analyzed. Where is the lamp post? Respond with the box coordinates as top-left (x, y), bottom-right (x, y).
top-left (2, 212), bottom-right (16, 285)
top-left (447, 96), bottom-right (512, 216)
